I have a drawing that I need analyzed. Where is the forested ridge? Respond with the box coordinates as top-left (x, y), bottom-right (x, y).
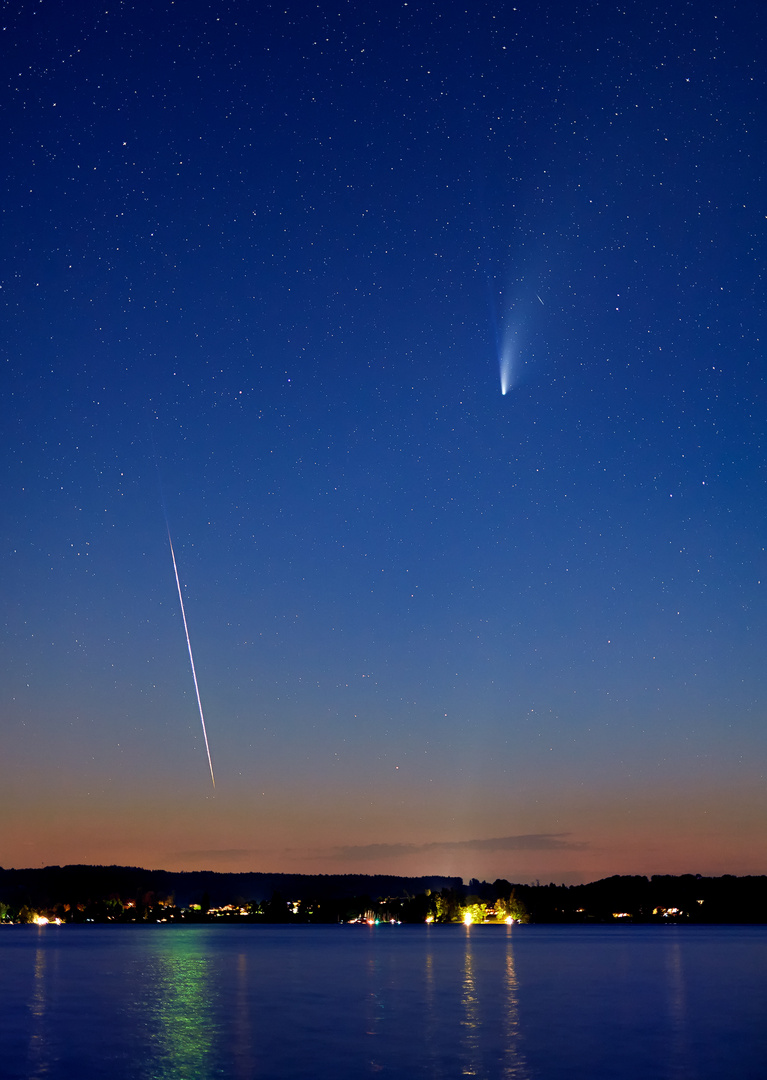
top-left (1, 865), bottom-right (766, 924)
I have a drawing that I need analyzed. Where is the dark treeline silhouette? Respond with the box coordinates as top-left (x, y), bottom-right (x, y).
top-left (1, 865), bottom-right (766, 924)
top-left (0, 865), bottom-right (461, 917)
top-left (509, 873), bottom-right (767, 923)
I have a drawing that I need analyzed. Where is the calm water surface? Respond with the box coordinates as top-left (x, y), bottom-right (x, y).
top-left (1, 923), bottom-right (765, 1079)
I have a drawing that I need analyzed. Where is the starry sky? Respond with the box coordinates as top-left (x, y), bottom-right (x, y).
top-left (2, 0), bottom-right (766, 884)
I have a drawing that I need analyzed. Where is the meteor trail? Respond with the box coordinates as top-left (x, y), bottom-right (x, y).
top-left (148, 418), bottom-right (216, 789)
top-left (167, 528), bottom-right (216, 789)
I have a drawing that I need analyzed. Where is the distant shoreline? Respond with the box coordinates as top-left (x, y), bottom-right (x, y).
top-left (2, 865), bottom-right (766, 926)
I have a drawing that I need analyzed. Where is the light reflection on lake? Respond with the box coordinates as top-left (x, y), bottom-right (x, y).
top-left (502, 926), bottom-right (528, 1080)
top-left (460, 926), bottom-right (481, 1076)
top-left (136, 932), bottom-right (217, 1080)
top-left (232, 950), bottom-right (255, 1080)
top-left (27, 941), bottom-right (49, 1079)
top-left (1, 924), bottom-right (766, 1079)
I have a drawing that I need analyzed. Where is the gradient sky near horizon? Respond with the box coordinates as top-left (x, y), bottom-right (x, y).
top-left (2, 0), bottom-right (766, 885)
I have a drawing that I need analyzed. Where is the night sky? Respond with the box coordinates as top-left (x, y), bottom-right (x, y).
top-left (3, 0), bottom-right (766, 884)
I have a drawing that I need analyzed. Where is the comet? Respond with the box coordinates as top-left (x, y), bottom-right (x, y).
top-left (488, 283), bottom-right (515, 395)
top-left (500, 342), bottom-right (513, 395)
top-left (499, 324), bottom-right (517, 395)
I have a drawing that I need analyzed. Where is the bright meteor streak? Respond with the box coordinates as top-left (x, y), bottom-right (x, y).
top-left (167, 530), bottom-right (216, 789)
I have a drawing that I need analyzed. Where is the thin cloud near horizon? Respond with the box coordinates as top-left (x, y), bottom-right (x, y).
top-left (326, 834), bottom-right (589, 860)
top-left (169, 833), bottom-right (589, 865)
top-left (167, 848), bottom-right (256, 864)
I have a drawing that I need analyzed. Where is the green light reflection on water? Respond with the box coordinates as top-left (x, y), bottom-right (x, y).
top-left (139, 930), bottom-right (217, 1080)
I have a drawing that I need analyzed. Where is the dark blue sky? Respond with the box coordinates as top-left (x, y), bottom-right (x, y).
top-left (3, 0), bottom-right (765, 882)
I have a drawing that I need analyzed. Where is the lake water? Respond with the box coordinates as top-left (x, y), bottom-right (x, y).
top-left (1, 923), bottom-right (765, 1079)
